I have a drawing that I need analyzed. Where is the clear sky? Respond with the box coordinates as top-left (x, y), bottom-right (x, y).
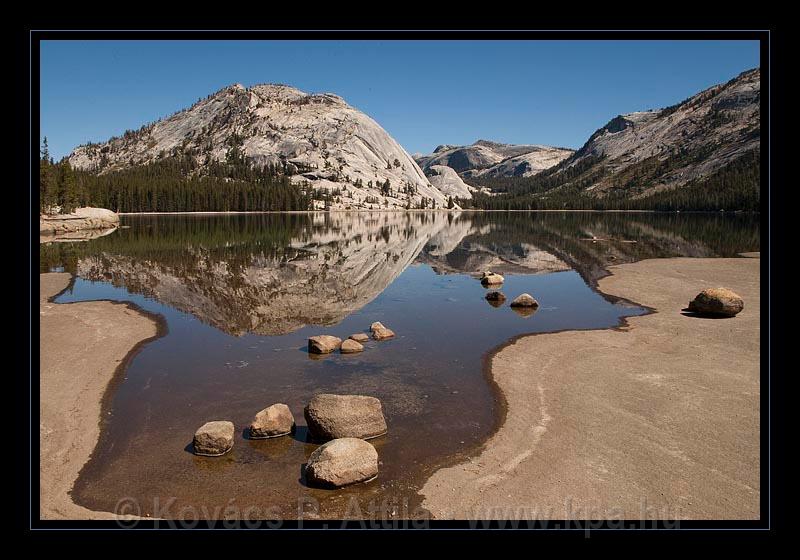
top-left (40, 39), bottom-right (760, 160)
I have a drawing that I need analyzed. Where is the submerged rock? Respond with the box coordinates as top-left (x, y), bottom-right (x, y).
top-left (308, 335), bottom-right (342, 354)
top-left (341, 339), bottom-right (364, 354)
top-left (510, 293), bottom-right (539, 308)
top-left (193, 421), bottom-right (235, 456)
top-left (305, 437), bottom-right (379, 488)
top-left (349, 333), bottom-right (370, 343)
top-left (304, 394), bottom-right (388, 441)
top-left (688, 287), bottom-right (744, 317)
top-left (249, 404), bottom-right (295, 439)
top-left (481, 273), bottom-right (504, 286)
top-left (485, 291), bottom-right (506, 307)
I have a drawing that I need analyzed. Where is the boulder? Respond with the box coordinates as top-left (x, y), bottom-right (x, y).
top-left (341, 339), bottom-right (364, 354)
top-left (193, 421), bottom-right (235, 456)
top-left (349, 333), bottom-right (370, 343)
top-left (510, 293), bottom-right (539, 308)
top-left (370, 321), bottom-right (385, 331)
top-left (249, 404), bottom-right (295, 439)
top-left (304, 394), bottom-right (388, 441)
top-left (481, 273), bottom-right (504, 286)
top-left (688, 287), bottom-right (744, 317)
top-left (372, 327), bottom-right (396, 340)
top-left (308, 335), bottom-right (342, 354)
top-left (305, 438), bottom-right (379, 488)
top-left (485, 291), bottom-right (506, 307)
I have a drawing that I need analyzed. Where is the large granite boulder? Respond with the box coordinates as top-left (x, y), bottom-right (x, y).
top-left (193, 421), bottom-right (235, 456)
top-left (308, 335), bottom-right (342, 354)
top-left (688, 288), bottom-right (744, 317)
top-left (305, 438), bottom-right (379, 488)
top-left (249, 404), bottom-right (295, 439)
top-left (304, 394), bottom-right (388, 441)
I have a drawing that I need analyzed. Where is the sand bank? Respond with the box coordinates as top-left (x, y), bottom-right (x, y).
top-left (421, 256), bottom-right (760, 520)
top-left (39, 273), bottom-right (161, 520)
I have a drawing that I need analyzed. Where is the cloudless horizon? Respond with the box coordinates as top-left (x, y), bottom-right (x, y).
top-left (40, 40), bottom-right (759, 160)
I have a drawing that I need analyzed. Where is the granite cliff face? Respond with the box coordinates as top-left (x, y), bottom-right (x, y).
top-left (545, 68), bottom-right (761, 199)
top-left (69, 84), bottom-right (452, 210)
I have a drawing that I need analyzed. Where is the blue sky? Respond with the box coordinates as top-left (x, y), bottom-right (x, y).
top-left (40, 40), bottom-right (759, 160)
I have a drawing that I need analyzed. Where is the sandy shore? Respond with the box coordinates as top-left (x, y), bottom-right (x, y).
top-left (39, 273), bottom-right (161, 520)
top-left (421, 256), bottom-right (760, 520)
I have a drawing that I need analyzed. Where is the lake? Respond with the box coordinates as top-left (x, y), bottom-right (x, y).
top-left (40, 211), bottom-right (760, 519)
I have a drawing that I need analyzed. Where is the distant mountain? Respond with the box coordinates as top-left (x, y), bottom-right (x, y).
top-left (414, 140), bottom-right (574, 179)
top-left (68, 84), bottom-right (453, 210)
top-left (466, 68), bottom-right (761, 210)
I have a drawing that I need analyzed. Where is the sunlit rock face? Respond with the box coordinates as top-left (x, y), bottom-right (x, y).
top-left (68, 84), bottom-right (452, 210)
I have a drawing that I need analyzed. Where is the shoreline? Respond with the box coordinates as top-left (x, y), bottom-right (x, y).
top-left (420, 255), bottom-right (760, 520)
top-left (39, 273), bottom-right (164, 520)
top-left (117, 209), bottom-right (759, 216)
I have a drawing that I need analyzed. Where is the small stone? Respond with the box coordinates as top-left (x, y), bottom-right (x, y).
top-left (485, 291), bottom-right (506, 307)
top-left (193, 421), bottom-right (234, 456)
top-left (688, 287), bottom-right (744, 317)
top-left (304, 394), bottom-right (388, 441)
top-left (308, 335), bottom-right (342, 354)
top-left (305, 438), bottom-right (379, 488)
top-left (481, 273), bottom-right (504, 286)
top-left (349, 333), bottom-right (370, 343)
top-left (249, 404), bottom-right (295, 439)
top-left (341, 339), bottom-right (364, 354)
top-left (372, 327), bottom-right (395, 340)
top-left (510, 293), bottom-right (539, 308)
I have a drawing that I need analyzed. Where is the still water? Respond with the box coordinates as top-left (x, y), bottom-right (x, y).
top-left (41, 211), bottom-right (760, 519)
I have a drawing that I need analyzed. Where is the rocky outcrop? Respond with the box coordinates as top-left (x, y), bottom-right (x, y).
top-left (688, 287), bottom-right (744, 317)
top-left (193, 421), bottom-right (234, 456)
top-left (40, 207), bottom-right (119, 236)
top-left (305, 438), bottom-right (379, 488)
top-left (425, 165), bottom-right (473, 199)
top-left (415, 140), bottom-right (573, 178)
top-left (249, 404), bottom-right (295, 439)
top-left (304, 394), bottom-right (388, 441)
top-left (541, 68), bottom-right (761, 200)
top-left (69, 84), bottom-right (453, 210)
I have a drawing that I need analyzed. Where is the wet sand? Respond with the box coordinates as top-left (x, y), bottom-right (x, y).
top-left (421, 256), bottom-right (760, 520)
top-left (39, 273), bottom-right (161, 519)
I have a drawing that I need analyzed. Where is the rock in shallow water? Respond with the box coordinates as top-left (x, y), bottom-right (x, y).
top-left (305, 437), bottom-right (379, 488)
top-left (341, 339), bottom-right (364, 354)
top-left (249, 403), bottom-right (295, 439)
top-left (510, 293), bottom-right (539, 308)
top-left (304, 394), bottom-right (388, 441)
top-left (688, 287), bottom-right (744, 317)
top-left (485, 291), bottom-right (506, 307)
top-left (349, 333), bottom-right (370, 343)
top-left (308, 335), bottom-right (342, 354)
top-left (481, 273), bottom-right (504, 286)
top-left (372, 327), bottom-right (395, 340)
top-left (193, 421), bottom-right (234, 456)
top-left (370, 321), bottom-right (385, 331)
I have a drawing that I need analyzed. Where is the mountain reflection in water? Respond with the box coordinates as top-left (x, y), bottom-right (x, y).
top-left (41, 211), bottom-right (760, 337)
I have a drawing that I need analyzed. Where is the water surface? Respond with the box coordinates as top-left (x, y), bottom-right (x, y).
top-left (41, 211), bottom-right (760, 519)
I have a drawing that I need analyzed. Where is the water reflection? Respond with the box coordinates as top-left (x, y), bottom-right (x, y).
top-left (41, 211), bottom-right (760, 337)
